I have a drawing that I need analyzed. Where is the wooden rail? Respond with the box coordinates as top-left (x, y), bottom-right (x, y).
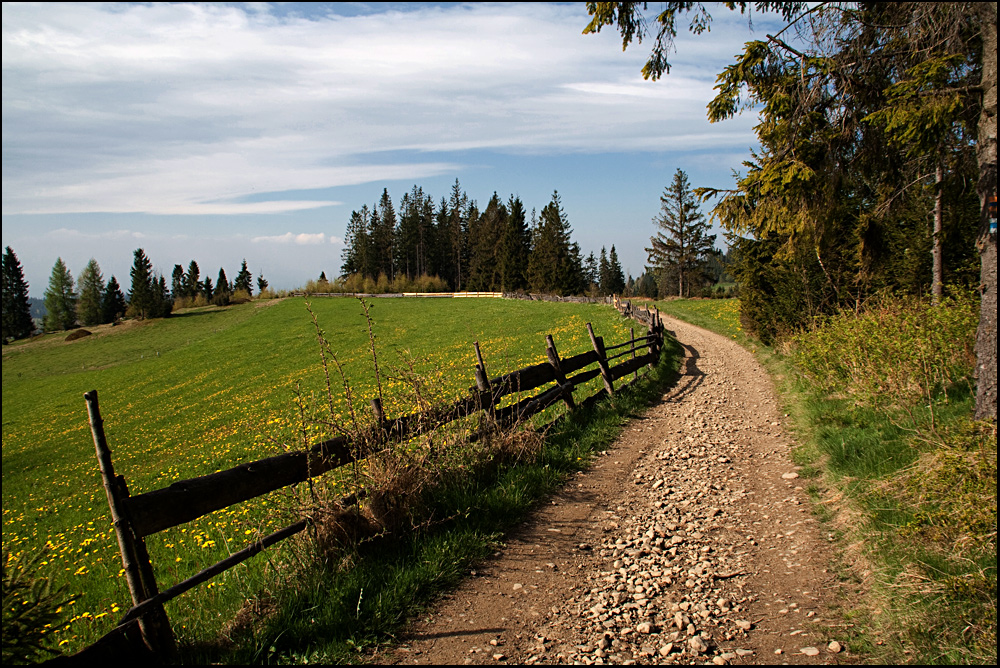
top-left (74, 298), bottom-right (662, 660)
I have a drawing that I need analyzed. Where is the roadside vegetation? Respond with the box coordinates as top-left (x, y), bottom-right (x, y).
top-left (1, 296), bottom-right (668, 660)
top-left (657, 295), bottom-right (997, 665)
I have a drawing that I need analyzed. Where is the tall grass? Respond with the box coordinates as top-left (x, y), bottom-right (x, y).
top-left (652, 294), bottom-right (996, 664)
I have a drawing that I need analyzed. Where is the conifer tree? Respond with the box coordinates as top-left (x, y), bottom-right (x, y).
top-left (234, 259), bottom-right (252, 295)
top-left (607, 245), bottom-right (626, 295)
top-left (256, 274), bottom-right (269, 294)
top-left (584, 251), bottom-right (599, 292)
top-left (171, 264), bottom-right (185, 301)
top-left (598, 247), bottom-right (610, 294)
top-left (202, 276), bottom-right (213, 298)
top-left (127, 248), bottom-right (156, 319)
top-left (500, 195), bottom-right (531, 292)
top-left (213, 267), bottom-right (231, 306)
top-left (2, 246), bottom-right (34, 342)
top-left (185, 260), bottom-right (201, 298)
top-left (43, 257), bottom-right (77, 331)
top-left (76, 258), bottom-right (105, 327)
top-left (468, 193), bottom-right (505, 290)
top-left (101, 276), bottom-right (127, 324)
top-left (646, 169), bottom-right (715, 297)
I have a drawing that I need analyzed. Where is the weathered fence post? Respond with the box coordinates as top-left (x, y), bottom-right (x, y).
top-left (85, 390), bottom-right (176, 657)
top-left (586, 323), bottom-right (615, 397)
top-left (545, 334), bottom-right (576, 411)
top-left (473, 341), bottom-right (494, 414)
top-left (630, 327), bottom-right (639, 382)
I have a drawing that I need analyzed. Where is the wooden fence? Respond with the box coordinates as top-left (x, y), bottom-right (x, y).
top-left (67, 299), bottom-right (663, 661)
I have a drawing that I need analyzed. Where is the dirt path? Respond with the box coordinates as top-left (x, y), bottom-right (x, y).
top-left (386, 316), bottom-right (852, 665)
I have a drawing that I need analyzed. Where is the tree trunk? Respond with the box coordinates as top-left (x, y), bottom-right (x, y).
top-left (932, 163), bottom-right (944, 305)
top-left (974, 2), bottom-right (997, 421)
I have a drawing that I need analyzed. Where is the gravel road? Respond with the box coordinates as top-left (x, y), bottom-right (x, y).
top-left (387, 315), bottom-right (851, 665)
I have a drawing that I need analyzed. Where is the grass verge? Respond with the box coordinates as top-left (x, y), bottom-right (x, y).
top-left (653, 297), bottom-right (996, 665)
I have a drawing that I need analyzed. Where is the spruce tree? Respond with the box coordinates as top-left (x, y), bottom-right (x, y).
top-left (598, 247), bottom-right (610, 294)
top-left (101, 276), bottom-right (127, 324)
top-left (2, 246), bottom-right (35, 342)
top-left (646, 169), bottom-right (715, 297)
top-left (171, 264), bottom-right (185, 300)
top-left (213, 267), bottom-right (231, 306)
top-left (500, 195), bottom-right (531, 292)
top-left (185, 260), bottom-right (201, 298)
top-left (608, 245), bottom-right (626, 294)
top-left (128, 248), bottom-right (155, 319)
top-left (234, 259), bottom-right (252, 295)
top-left (43, 257), bottom-right (77, 331)
top-left (76, 258), bottom-right (105, 327)
top-left (256, 274), bottom-right (269, 294)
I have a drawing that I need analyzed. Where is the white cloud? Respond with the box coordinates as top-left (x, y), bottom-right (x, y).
top-left (251, 232), bottom-right (328, 245)
top-left (1, 2), bottom-right (766, 217)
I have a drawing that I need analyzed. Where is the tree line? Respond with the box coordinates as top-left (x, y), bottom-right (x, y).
top-left (339, 181), bottom-right (625, 296)
top-left (1, 246), bottom-right (270, 341)
top-left (587, 1), bottom-right (995, 419)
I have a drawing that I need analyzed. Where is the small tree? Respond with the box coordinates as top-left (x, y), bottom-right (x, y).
top-left (233, 259), bottom-right (253, 296)
top-left (184, 260), bottom-right (201, 299)
top-left (256, 273), bottom-right (269, 294)
top-left (127, 248), bottom-right (155, 319)
top-left (607, 245), bottom-right (626, 295)
top-left (43, 258), bottom-right (77, 332)
top-left (2, 246), bottom-right (34, 343)
top-left (101, 276), bottom-right (127, 324)
top-left (646, 169), bottom-right (716, 297)
top-left (212, 267), bottom-right (231, 306)
top-left (76, 259), bottom-right (105, 327)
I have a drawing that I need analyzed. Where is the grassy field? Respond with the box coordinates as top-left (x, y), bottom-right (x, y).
top-left (2, 296), bottom-right (637, 654)
top-left (654, 296), bottom-right (996, 665)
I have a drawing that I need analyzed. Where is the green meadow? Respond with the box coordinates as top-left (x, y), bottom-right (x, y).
top-left (2, 296), bottom-right (635, 652)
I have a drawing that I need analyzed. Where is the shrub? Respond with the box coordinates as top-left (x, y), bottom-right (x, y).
top-left (790, 289), bottom-right (978, 412)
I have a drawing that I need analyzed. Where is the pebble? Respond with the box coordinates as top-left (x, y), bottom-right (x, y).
top-left (502, 325), bottom-right (831, 667)
top-left (828, 640), bottom-right (843, 653)
top-left (800, 646), bottom-right (820, 656)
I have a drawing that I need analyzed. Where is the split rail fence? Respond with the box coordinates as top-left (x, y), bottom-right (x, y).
top-left (69, 298), bottom-right (665, 661)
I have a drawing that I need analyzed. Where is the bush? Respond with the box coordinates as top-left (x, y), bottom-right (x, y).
top-left (790, 289), bottom-right (978, 411)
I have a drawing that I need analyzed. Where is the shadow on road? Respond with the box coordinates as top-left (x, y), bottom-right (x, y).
top-left (661, 343), bottom-right (705, 404)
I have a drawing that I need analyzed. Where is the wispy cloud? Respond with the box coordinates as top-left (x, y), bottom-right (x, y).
top-left (2, 2), bottom-right (759, 217)
top-left (251, 232), bottom-right (342, 246)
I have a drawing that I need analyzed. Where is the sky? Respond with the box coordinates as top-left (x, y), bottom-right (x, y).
top-left (2, 2), bottom-right (781, 297)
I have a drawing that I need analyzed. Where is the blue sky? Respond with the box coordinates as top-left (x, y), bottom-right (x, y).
top-left (2, 2), bottom-right (780, 296)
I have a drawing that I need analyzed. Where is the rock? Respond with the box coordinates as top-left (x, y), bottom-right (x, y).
top-left (512, 583), bottom-right (523, 591)
top-left (735, 619), bottom-right (752, 631)
top-left (688, 636), bottom-right (708, 654)
top-left (636, 622), bottom-right (654, 634)
top-left (774, 648), bottom-right (783, 655)
top-left (713, 657), bottom-right (728, 665)
top-left (658, 643), bottom-right (673, 657)
top-left (492, 653), bottom-right (505, 661)
top-left (800, 647), bottom-right (820, 656)
top-left (735, 649), bottom-right (753, 657)
top-left (828, 641), bottom-right (843, 653)
top-left (598, 636), bottom-right (611, 650)
top-left (781, 472), bottom-right (799, 480)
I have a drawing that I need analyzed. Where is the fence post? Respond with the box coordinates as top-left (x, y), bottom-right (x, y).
top-left (85, 390), bottom-right (176, 657)
top-left (473, 341), bottom-right (494, 414)
top-left (545, 334), bottom-right (576, 411)
top-left (586, 323), bottom-right (615, 396)
top-left (630, 327), bottom-right (639, 382)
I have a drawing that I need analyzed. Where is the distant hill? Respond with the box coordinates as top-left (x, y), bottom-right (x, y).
top-left (28, 297), bottom-right (46, 319)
